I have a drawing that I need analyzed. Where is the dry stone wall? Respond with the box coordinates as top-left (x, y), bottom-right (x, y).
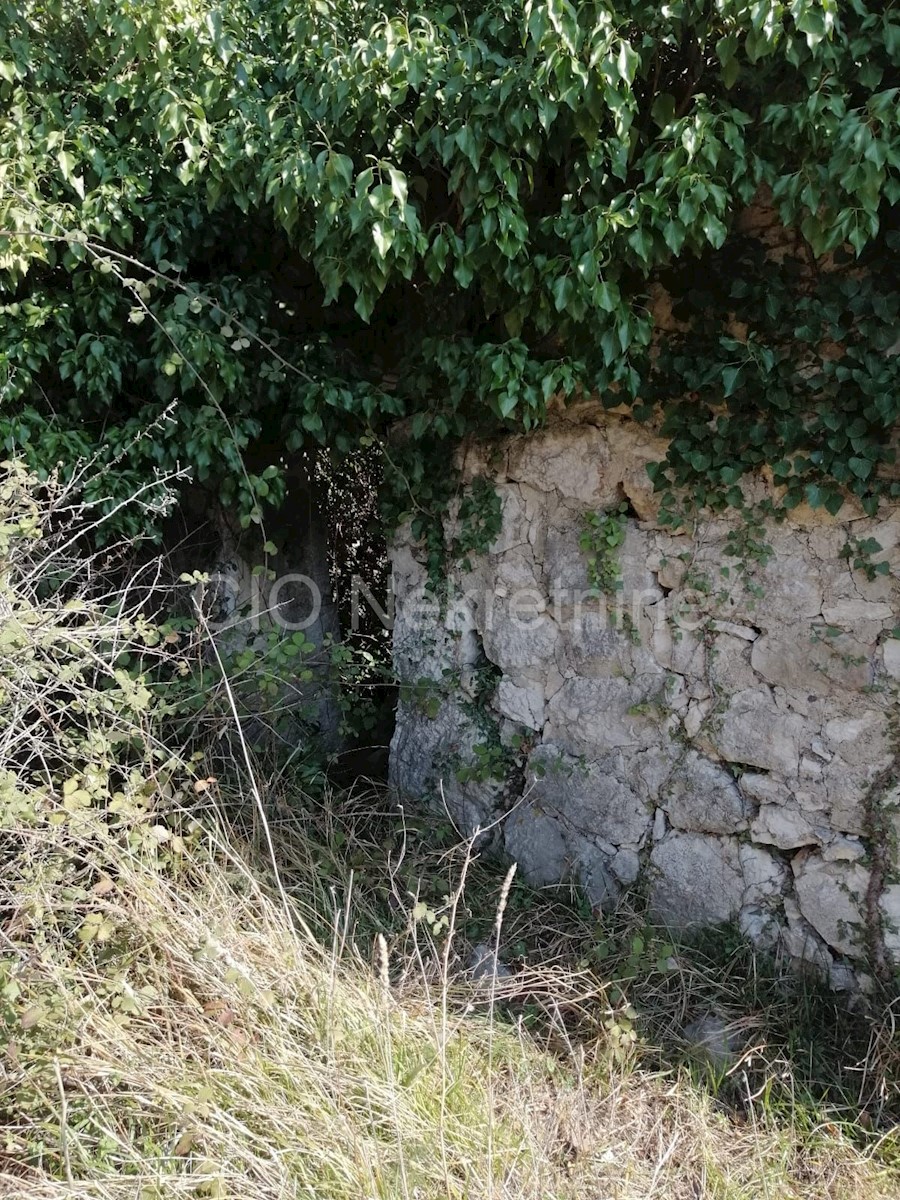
top-left (389, 406), bottom-right (900, 989)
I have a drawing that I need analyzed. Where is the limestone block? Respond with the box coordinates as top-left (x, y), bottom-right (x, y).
top-left (619, 525), bottom-right (664, 600)
top-left (440, 775), bottom-right (504, 844)
top-left (821, 599), bottom-right (893, 626)
top-left (525, 744), bottom-right (652, 846)
top-left (506, 425), bottom-right (615, 505)
top-left (808, 525), bottom-right (849, 559)
top-left (563, 611), bottom-right (634, 678)
top-left (611, 847), bottom-right (641, 883)
top-left (390, 703), bottom-right (507, 850)
top-left (867, 511), bottom-right (900, 553)
top-left (709, 632), bottom-right (760, 693)
top-left (655, 555), bottom-right (688, 591)
top-left (750, 628), bottom-right (874, 693)
top-left (821, 836), bottom-right (865, 862)
top-left (683, 699), bottom-right (711, 739)
top-left (494, 549), bottom-right (540, 591)
top-left (544, 675), bottom-right (661, 756)
top-left (491, 485), bottom-right (532, 555)
top-left (716, 689), bottom-right (804, 774)
top-left (792, 853), bottom-right (870, 959)
top-left (574, 844), bottom-right (620, 909)
top-left (665, 751), bottom-right (750, 834)
top-left (504, 804), bottom-right (569, 887)
top-left (649, 618), bottom-right (706, 676)
top-left (739, 907), bottom-right (782, 950)
top-left (881, 885), bottom-right (900, 960)
top-left (682, 1013), bottom-right (742, 1068)
top-left (482, 606), bottom-right (560, 673)
top-left (633, 746), bottom-right (677, 805)
top-left (751, 804), bottom-right (822, 849)
top-left (544, 519), bottom-right (590, 592)
top-left (824, 769), bottom-right (867, 835)
top-left (496, 679), bottom-right (545, 730)
top-left (469, 942), bottom-right (513, 984)
top-left (751, 533), bottom-right (824, 622)
top-left (604, 419), bottom-right (671, 520)
top-left (883, 638), bottom-right (900, 680)
top-left (649, 833), bottom-right (746, 929)
top-left (739, 843), bottom-right (787, 905)
top-left (824, 711), bottom-right (892, 769)
top-left (739, 772), bottom-right (792, 804)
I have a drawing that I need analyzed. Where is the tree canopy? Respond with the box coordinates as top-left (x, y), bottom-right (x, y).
top-left (1, 0), bottom-right (898, 539)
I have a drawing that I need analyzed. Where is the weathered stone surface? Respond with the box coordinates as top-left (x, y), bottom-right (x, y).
top-left (751, 804), bottom-right (822, 849)
top-left (544, 676), bottom-right (661, 755)
top-left (506, 425), bottom-right (614, 506)
top-left (496, 679), bottom-right (545, 730)
top-left (751, 532), bottom-right (824, 622)
top-left (881, 885), bottom-right (900, 957)
top-left (750, 628), bottom-right (874, 693)
top-left (665, 751), bottom-right (750, 834)
top-left (469, 942), bottom-right (513, 984)
top-left (482, 606), bottom-right (560, 673)
top-left (717, 689), bottom-right (804, 774)
top-left (562, 611), bottom-right (639, 678)
top-left (824, 711), bottom-right (892, 769)
top-left (575, 845), bottom-right (621, 909)
top-left (821, 836), bottom-right (865, 862)
top-left (683, 1013), bottom-right (742, 1068)
top-left (491, 485), bottom-right (533, 555)
top-left (504, 804), bottom-right (569, 888)
top-left (611, 847), bottom-right (641, 884)
top-left (780, 897), bottom-right (834, 971)
top-left (739, 843), bottom-right (787, 905)
top-left (391, 407), bottom-right (900, 988)
top-left (503, 802), bottom-right (622, 910)
top-left (739, 906), bottom-right (781, 950)
top-left (739, 772), bottom-right (792, 805)
top-left (821, 599), bottom-right (893, 626)
top-left (525, 744), bottom-right (652, 847)
top-left (709, 633), bottom-right (761, 694)
top-left (649, 833), bottom-right (745, 929)
top-left (792, 854), bottom-right (870, 959)
top-left (883, 638), bottom-right (900, 680)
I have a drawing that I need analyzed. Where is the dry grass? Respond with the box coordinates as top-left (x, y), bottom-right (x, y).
top-left (2, 791), bottom-right (898, 1200)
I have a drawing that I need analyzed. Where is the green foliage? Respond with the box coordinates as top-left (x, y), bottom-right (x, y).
top-left (842, 534), bottom-right (891, 581)
top-left (452, 477), bottom-right (504, 569)
top-left (455, 739), bottom-right (512, 785)
top-left (644, 237), bottom-right (900, 522)
top-left (580, 503), bottom-right (628, 595)
top-left (1, 0), bottom-right (899, 541)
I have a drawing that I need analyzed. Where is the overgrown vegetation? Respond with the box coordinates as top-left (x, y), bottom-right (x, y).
top-left (2, 1), bottom-right (900, 1190)
top-left (1, 0), bottom-right (899, 553)
top-left (580, 502), bottom-right (628, 596)
top-left (2, 470), bottom-right (900, 1199)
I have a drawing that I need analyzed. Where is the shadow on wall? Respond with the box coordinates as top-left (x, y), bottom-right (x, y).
top-left (159, 448), bottom-right (396, 774)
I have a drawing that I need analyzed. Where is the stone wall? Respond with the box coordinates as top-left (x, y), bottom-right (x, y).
top-left (389, 406), bottom-right (900, 989)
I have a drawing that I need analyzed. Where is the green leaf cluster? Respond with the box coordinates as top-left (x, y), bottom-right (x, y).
top-left (1, 0), bottom-right (898, 538)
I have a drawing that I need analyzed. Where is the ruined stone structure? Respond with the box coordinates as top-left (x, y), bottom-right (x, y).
top-left (389, 406), bottom-right (900, 989)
